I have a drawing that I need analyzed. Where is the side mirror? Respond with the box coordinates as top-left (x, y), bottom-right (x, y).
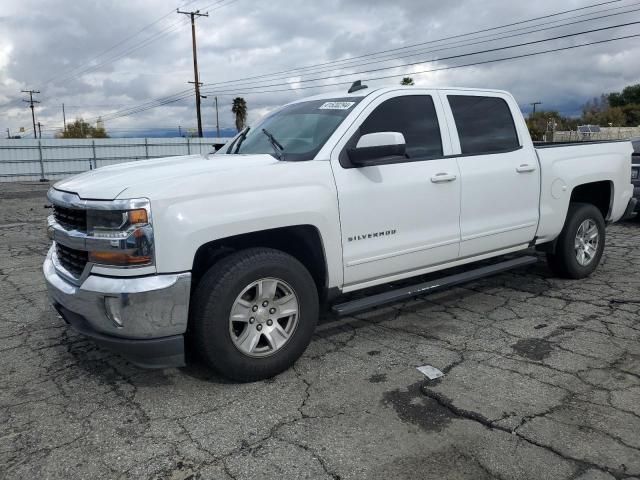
top-left (347, 132), bottom-right (406, 167)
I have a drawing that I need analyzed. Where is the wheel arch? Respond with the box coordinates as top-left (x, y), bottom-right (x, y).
top-left (569, 180), bottom-right (613, 220)
top-left (191, 225), bottom-right (330, 300)
top-left (537, 181), bottom-right (611, 254)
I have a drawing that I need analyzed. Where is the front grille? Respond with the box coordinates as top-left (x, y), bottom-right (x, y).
top-left (53, 205), bottom-right (87, 231)
top-left (56, 243), bottom-right (88, 277)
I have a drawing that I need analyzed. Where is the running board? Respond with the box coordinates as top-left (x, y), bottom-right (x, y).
top-left (332, 255), bottom-right (538, 317)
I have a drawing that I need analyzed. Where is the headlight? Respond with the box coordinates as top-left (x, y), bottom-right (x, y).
top-left (87, 206), bottom-right (154, 267)
top-left (88, 208), bottom-right (148, 238)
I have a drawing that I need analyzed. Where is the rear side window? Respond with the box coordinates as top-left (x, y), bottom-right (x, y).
top-left (359, 95), bottom-right (443, 159)
top-left (448, 95), bottom-right (520, 155)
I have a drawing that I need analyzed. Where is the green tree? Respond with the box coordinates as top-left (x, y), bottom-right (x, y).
top-left (621, 104), bottom-right (640, 126)
top-left (581, 94), bottom-right (628, 126)
top-left (57, 118), bottom-right (109, 138)
top-left (608, 84), bottom-right (640, 107)
top-left (231, 97), bottom-right (248, 132)
top-left (400, 77), bottom-right (415, 86)
top-left (598, 106), bottom-right (626, 126)
top-left (526, 110), bottom-right (579, 141)
top-left (526, 111), bottom-right (558, 141)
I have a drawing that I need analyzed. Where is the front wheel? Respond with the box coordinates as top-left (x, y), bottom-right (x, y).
top-left (546, 202), bottom-right (605, 279)
top-left (191, 248), bottom-right (319, 382)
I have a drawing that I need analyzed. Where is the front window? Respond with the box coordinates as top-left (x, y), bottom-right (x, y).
top-left (359, 95), bottom-right (443, 160)
top-left (221, 98), bottom-right (362, 161)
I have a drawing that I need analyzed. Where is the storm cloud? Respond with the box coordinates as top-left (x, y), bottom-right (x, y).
top-left (1, 0), bottom-right (639, 137)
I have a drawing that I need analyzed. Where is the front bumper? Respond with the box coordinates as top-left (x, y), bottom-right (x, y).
top-left (44, 246), bottom-right (191, 368)
top-left (623, 197), bottom-right (638, 219)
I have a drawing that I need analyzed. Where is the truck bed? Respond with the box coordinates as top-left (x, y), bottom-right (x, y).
top-left (534, 139), bottom-right (633, 243)
top-left (534, 139), bottom-right (630, 149)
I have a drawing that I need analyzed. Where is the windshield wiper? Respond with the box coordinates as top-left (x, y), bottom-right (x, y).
top-left (261, 128), bottom-right (285, 161)
top-left (232, 126), bottom-right (250, 153)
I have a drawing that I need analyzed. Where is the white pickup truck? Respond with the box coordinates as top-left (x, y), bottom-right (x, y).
top-left (44, 83), bottom-right (635, 381)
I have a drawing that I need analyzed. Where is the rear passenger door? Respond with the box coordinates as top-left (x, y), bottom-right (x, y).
top-left (440, 91), bottom-right (540, 257)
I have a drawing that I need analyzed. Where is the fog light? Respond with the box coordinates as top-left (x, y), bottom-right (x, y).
top-left (104, 296), bottom-right (123, 327)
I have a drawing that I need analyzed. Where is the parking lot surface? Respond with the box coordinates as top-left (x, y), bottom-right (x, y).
top-left (2, 182), bottom-right (640, 480)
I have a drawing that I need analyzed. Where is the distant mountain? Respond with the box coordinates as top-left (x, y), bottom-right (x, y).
top-left (111, 127), bottom-right (237, 139)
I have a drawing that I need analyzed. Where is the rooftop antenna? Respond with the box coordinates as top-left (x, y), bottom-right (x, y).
top-left (348, 80), bottom-right (368, 94)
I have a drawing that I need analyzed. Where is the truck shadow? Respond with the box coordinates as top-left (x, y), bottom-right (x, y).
top-left (316, 255), bottom-right (548, 335)
top-left (64, 256), bottom-right (549, 386)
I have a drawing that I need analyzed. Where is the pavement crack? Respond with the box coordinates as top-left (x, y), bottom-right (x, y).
top-left (420, 383), bottom-right (632, 479)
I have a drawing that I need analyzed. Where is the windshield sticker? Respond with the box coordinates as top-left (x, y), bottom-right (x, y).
top-left (319, 101), bottom-right (356, 110)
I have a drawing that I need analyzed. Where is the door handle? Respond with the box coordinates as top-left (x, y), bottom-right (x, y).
top-left (430, 172), bottom-right (457, 183)
top-left (516, 164), bottom-right (536, 173)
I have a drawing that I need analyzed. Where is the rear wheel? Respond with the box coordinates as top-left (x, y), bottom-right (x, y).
top-left (191, 248), bottom-right (319, 382)
top-left (546, 202), bottom-right (605, 279)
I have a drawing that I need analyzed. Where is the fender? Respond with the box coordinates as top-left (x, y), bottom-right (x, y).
top-left (129, 158), bottom-right (344, 289)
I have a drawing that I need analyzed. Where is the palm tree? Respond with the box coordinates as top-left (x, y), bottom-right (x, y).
top-left (400, 77), bottom-right (415, 86)
top-left (231, 97), bottom-right (248, 132)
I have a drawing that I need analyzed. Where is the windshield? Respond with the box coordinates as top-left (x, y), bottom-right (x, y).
top-left (220, 98), bottom-right (362, 161)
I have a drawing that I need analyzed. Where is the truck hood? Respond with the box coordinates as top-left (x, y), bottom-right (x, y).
top-left (53, 154), bottom-right (279, 200)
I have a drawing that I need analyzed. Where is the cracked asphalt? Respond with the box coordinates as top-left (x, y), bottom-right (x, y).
top-left (2, 181), bottom-right (640, 480)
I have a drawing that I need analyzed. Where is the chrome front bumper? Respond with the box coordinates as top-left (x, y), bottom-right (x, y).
top-left (44, 246), bottom-right (191, 367)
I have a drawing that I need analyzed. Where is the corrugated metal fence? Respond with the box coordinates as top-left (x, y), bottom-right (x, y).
top-left (0, 137), bottom-right (230, 182)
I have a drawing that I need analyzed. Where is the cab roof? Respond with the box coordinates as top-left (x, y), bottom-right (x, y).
top-left (286, 84), bottom-right (512, 106)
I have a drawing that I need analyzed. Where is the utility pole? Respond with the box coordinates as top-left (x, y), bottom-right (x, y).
top-left (530, 101), bottom-right (542, 116)
top-left (21, 89), bottom-right (40, 139)
top-left (37, 122), bottom-right (42, 139)
top-left (178, 125), bottom-right (182, 137)
top-left (62, 103), bottom-right (67, 131)
top-left (177, 9), bottom-right (208, 137)
top-left (215, 96), bottom-right (220, 138)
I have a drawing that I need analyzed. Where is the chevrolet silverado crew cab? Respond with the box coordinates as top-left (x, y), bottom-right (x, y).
top-left (44, 82), bottom-right (635, 381)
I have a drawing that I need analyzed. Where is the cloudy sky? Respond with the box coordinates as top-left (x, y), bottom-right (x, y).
top-left (1, 0), bottom-right (639, 138)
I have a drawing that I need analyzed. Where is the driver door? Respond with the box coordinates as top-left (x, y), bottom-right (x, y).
top-left (330, 90), bottom-right (461, 289)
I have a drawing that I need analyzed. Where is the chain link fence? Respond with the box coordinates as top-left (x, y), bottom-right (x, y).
top-left (0, 137), bottom-right (230, 182)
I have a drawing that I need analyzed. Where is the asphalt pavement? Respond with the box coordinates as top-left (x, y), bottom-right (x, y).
top-left (1, 182), bottom-right (639, 479)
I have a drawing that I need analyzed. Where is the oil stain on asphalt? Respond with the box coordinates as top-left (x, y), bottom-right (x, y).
top-left (511, 338), bottom-right (554, 361)
top-left (382, 381), bottom-right (454, 432)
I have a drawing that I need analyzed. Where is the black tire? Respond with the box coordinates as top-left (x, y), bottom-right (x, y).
top-left (546, 202), bottom-right (605, 279)
top-left (190, 248), bottom-right (319, 382)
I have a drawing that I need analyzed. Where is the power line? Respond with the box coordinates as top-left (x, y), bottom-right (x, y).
top-left (86, 7), bottom-right (636, 124)
top-left (89, 90), bottom-right (195, 123)
top-left (42, 8), bottom-right (181, 85)
top-left (85, 22), bottom-right (640, 124)
top-left (198, 20), bottom-right (640, 94)
top-left (47, 0), bottom-right (238, 88)
top-left (202, 3), bottom-right (640, 90)
top-left (48, 2), bottom-right (638, 126)
top-left (41, 0), bottom-right (212, 87)
top-left (42, 30), bottom-right (640, 134)
top-left (93, 31), bottom-right (640, 126)
top-left (1, 0), bottom-right (604, 123)
top-left (50, 19), bottom-right (191, 86)
top-left (199, 0), bottom-right (626, 88)
top-left (47, 0), bottom-right (241, 127)
top-left (215, 32), bottom-right (640, 96)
